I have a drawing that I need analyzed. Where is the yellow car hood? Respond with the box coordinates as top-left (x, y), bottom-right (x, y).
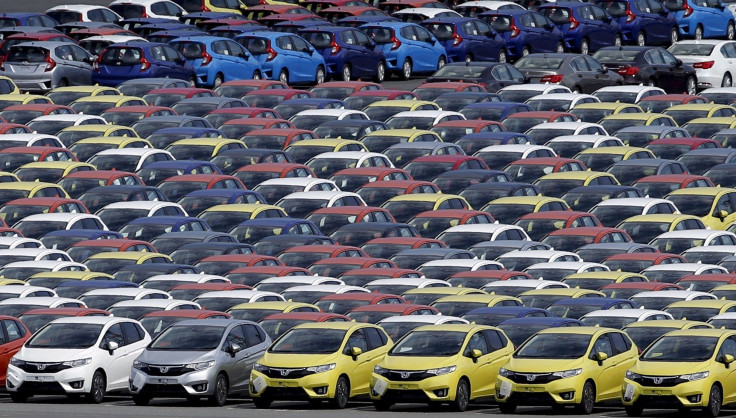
top-left (630, 360), bottom-right (713, 376)
top-left (260, 352), bottom-right (339, 368)
top-left (380, 354), bottom-right (457, 371)
top-left (503, 358), bottom-right (583, 374)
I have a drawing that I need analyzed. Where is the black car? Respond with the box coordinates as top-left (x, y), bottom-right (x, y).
top-left (514, 53), bottom-right (623, 94)
top-left (426, 62), bottom-right (525, 92)
top-left (592, 46), bottom-right (697, 94)
top-left (560, 185), bottom-right (644, 212)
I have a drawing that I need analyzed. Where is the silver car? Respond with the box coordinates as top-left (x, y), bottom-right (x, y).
top-left (0, 41), bottom-right (94, 92)
top-left (129, 319), bottom-right (271, 406)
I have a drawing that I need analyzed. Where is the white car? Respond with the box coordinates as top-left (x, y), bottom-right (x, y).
top-left (546, 135), bottom-right (624, 158)
top-left (0, 133), bottom-right (65, 149)
top-left (12, 213), bottom-right (108, 240)
top-left (473, 144), bottom-right (556, 169)
top-left (86, 148), bottom-right (174, 172)
top-left (385, 110), bottom-right (465, 130)
top-left (498, 83), bottom-right (572, 103)
top-left (289, 109), bottom-right (368, 131)
top-left (107, 299), bottom-right (201, 319)
top-left (254, 276), bottom-right (344, 294)
top-left (436, 224), bottom-right (531, 250)
top-left (109, 0), bottom-right (186, 19)
top-left (46, 4), bottom-right (122, 23)
top-left (416, 258), bottom-right (505, 280)
top-left (589, 197), bottom-right (680, 228)
top-left (525, 93), bottom-right (600, 112)
top-left (0, 237), bottom-right (44, 250)
top-left (192, 290), bottom-right (285, 312)
top-left (6, 316), bottom-right (151, 403)
top-left (95, 201), bottom-right (187, 232)
top-left (140, 273), bottom-right (231, 291)
top-left (0, 248), bottom-right (73, 266)
top-left (454, 1), bottom-right (524, 17)
top-left (306, 151), bottom-right (394, 178)
top-left (279, 284), bottom-right (369, 304)
top-left (78, 288), bottom-right (172, 310)
top-left (377, 314), bottom-right (469, 340)
top-left (0, 260), bottom-right (88, 280)
top-left (649, 229), bottom-right (736, 254)
top-left (0, 285), bottom-right (57, 301)
top-left (392, 7), bottom-right (461, 22)
top-left (364, 278), bottom-right (450, 294)
top-left (481, 279), bottom-right (569, 296)
top-left (495, 250), bottom-right (581, 271)
top-left (276, 190), bottom-right (366, 219)
top-left (699, 86), bottom-right (736, 104)
top-left (252, 178), bottom-right (338, 204)
top-left (682, 245), bottom-right (736, 264)
top-left (641, 263), bottom-right (728, 283)
top-left (630, 289), bottom-right (717, 310)
top-left (592, 85), bottom-right (666, 104)
top-left (524, 261), bottom-right (610, 281)
top-left (669, 40), bottom-right (736, 89)
top-left (524, 122), bottom-right (608, 145)
top-left (580, 308), bottom-right (673, 328)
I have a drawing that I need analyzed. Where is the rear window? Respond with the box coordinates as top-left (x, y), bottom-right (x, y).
top-left (173, 41), bottom-right (205, 59)
top-left (0, 18), bottom-right (20, 28)
top-left (100, 47), bottom-right (143, 65)
top-left (174, 0), bottom-right (206, 13)
top-left (364, 27), bottom-right (394, 44)
top-left (423, 23), bottom-right (454, 41)
top-left (592, 49), bottom-right (639, 63)
top-left (669, 43), bottom-right (715, 56)
top-left (487, 15), bottom-right (512, 32)
top-left (515, 56), bottom-right (564, 69)
top-left (541, 7), bottom-right (572, 24)
top-left (47, 11), bottom-right (82, 24)
top-left (301, 31), bottom-right (332, 48)
top-left (7, 46), bottom-right (48, 63)
top-left (109, 4), bottom-right (146, 18)
top-left (599, 1), bottom-right (628, 17)
top-left (239, 37), bottom-right (268, 54)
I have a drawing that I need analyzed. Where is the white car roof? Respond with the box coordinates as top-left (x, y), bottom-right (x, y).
top-left (390, 110), bottom-right (465, 119)
top-left (142, 274), bottom-right (230, 283)
top-left (652, 230), bottom-right (736, 240)
top-left (708, 312), bottom-right (736, 320)
top-left (81, 35), bottom-right (148, 44)
top-left (456, 1), bottom-right (522, 8)
top-left (310, 151), bottom-right (382, 160)
top-left (418, 259), bottom-right (503, 268)
top-left (483, 279), bottom-right (569, 288)
top-left (97, 201), bottom-right (183, 212)
top-left (393, 7), bottom-right (462, 17)
top-left (30, 114), bottom-right (107, 123)
top-left (0, 248), bottom-right (69, 258)
top-left (592, 197), bottom-right (676, 208)
top-left (47, 4), bottom-right (115, 12)
top-left (498, 250), bottom-right (579, 259)
top-left (500, 84), bottom-right (572, 93)
top-left (476, 144), bottom-right (555, 153)
top-left (0, 297), bottom-right (83, 307)
top-left (595, 85), bottom-right (666, 94)
top-left (109, 299), bottom-right (200, 309)
top-left (441, 223), bottom-right (528, 236)
top-left (631, 290), bottom-right (716, 299)
top-left (281, 284), bottom-right (369, 293)
top-left (0, 237), bottom-right (44, 248)
top-left (642, 263), bottom-right (726, 273)
top-left (294, 109), bottom-right (366, 117)
top-left (2, 260), bottom-right (86, 270)
top-left (525, 261), bottom-right (606, 270)
top-left (48, 315), bottom-right (128, 325)
top-left (527, 93), bottom-right (599, 102)
top-left (378, 315), bottom-right (469, 324)
top-left (195, 289), bottom-right (286, 299)
top-left (365, 278), bottom-right (450, 286)
top-left (0, 285), bottom-right (55, 295)
top-left (673, 40), bottom-right (732, 46)
top-left (81, 288), bottom-right (170, 297)
top-left (16, 213), bottom-right (105, 224)
top-left (527, 121), bottom-right (606, 131)
top-left (683, 245), bottom-right (736, 254)
top-left (256, 276), bottom-right (343, 285)
top-left (547, 135), bottom-right (622, 145)
top-left (0, 133), bottom-right (62, 141)
top-left (279, 190), bottom-right (363, 200)
top-left (92, 148), bottom-right (172, 157)
top-left (256, 178), bottom-right (336, 188)
top-left (700, 87), bottom-right (736, 94)
top-left (581, 308), bottom-right (672, 318)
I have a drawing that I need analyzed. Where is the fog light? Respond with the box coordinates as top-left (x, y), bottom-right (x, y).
top-left (69, 380), bottom-right (84, 389)
top-left (193, 383), bottom-right (208, 392)
top-left (560, 391), bottom-right (575, 400)
top-left (687, 394), bottom-right (702, 403)
top-left (314, 386), bottom-right (328, 395)
top-left (433, 388), bottom-right (449, 397)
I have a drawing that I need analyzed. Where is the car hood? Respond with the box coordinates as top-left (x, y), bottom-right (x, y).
top-left (260, 352), bottom-right (339, 368)
top-left (379, 354), bottom-right (457, 371)
top-left (16, 346), bottom-right (94, 363)
top-left (137, 349), bottom-right (216, 365)
top-left (629, 360), bottom-right (713, 376)
top-left (503, 357), bottom-right (583, 373)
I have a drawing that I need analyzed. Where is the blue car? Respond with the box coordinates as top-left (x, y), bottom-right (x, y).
top-left (146, 126), bottom-right (224, 147)
top-left (230, 218), bottom-right (322, 244)
top-left (0, 13), bottom-right (58, 28)
top-left (663, 0), bottom-right (735, 39)
top-left (455, 132), bottom-right (534, 154)
top-left (210, 24), bottom-right (271, 38)
top-left (273, 20), bottom-right (330, 33)
top-left (178, 189), bottom-right (267, 216)
top-left (119, 216), bottom-right (212, 241)
top-left (136, 160), bottom-right (223, 186)
top-left (336, 15), bottom-right (399, 27)
top-left (170, 35), bottom-right (263, 88)
top-left (131, 115), bottom-right (214, 138)
top-left (539, 2), bottom-right (623, 54)
top-left (594, 0), bottom-right (679, 45)
top-left (91, 41), bottom-right (196, 87)
top-left (421, 17), bottom-right (507, 63)
top-left (120, 17), bottom-right (178, 33)
top-left (235, 31), bottom-right (327, 85)
top-left (361, 21), bottom-right (448, 80)
top-left (480, 10), bottom-right (566, 62)
top-left (461, 307), bottom-right (553, 325)
top-left (299, 26), bottom-right (386, 82)
top-left (137, 22), bottom-right (201, 37)
top-left (39, 229), bottom-right (124, 252)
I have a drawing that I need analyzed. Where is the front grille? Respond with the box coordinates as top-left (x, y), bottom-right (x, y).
top-left (381, 370), bottom-right (432, 382)
top-left (636, 395), bottom-right (682, 407)
top-left (629, 375), bottom-right (684, 387)
top-left (508, 391), bottom-right (555, 405)
top-left (262, 386), bottom-right (308, 399)
top-left (260, 367), bottom-right (314, 379)
top-left (382, 389), bottom-right (429, 402)
top-left (505, 372), bottom-right (560, 384)
top-left (141, 383), bottom-right (188, 396)
top-left (18, 381), bottom-right (65, 394)
top-left (17, 362), bottom-right (70, 374)
top-left (140, 365), bottom-right (189, 377)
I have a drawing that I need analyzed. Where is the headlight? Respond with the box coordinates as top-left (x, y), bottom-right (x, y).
top-left (306, 363), bottom-right (336, 374)
top-left (625, 370), bottom-right (641, 380)
top-left (552, 368), bottom-right (582, 379)
top-left (498, 368), bottom-right (511, 377)
top-left (133, 360), bottom-right (148, 370)
top-left (185, 360), bottom-right (215, 371)
top-left (426, 366), bottom-right (457, 376)
top-left (62, 358), bottom-right (92, 368)
top-left (253, 363), bottom-right (268, 372)
top-left (679, 371), bottom-right (709, 381)
top-left (10, 357), bottom-right (24, 367)
top-left (374, 365), bottom-right (387, 375)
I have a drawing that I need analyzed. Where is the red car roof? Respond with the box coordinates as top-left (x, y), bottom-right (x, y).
top-left (605, 253), bottom-right (686, 262)
top-left (449, 270), bottom-right (532, 280)
top-left (141, 309), bottom-right (232, 319)
top-left (2, 104), bottom-right (74, 113)
top-left (235, 162), bottom-right (312, 173)
top-left (410, 209), bottom-right (490, 219)
top-left (347, 89), bottom-right (417, 99)
top-left (362, 237), bottom-right (445, 247)
top-left (0, 123), bottom-right (31, 133)
top-left (0, 146), bottom-right (75, 157)
top-left (677, 273), bottom-right (736, 283)
top-left (634, 174), bottom-right (713, 184)
top-left (102, 105), bottom-right (176, 114)
top-left (519, 211), bottom-right (596, 221)
top-left (347, 303), bottom-right (438, 313)
top-left (281, 244), bottom-right (365, 255)
top-left (546, 227), bottom-right (628, 237)
top-left (3, 197), bottom-right (87, 209)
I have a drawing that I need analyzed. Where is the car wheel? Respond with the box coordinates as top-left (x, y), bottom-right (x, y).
top-left (670, 27), bottom-right (679, 45)
top-left (315, 66), bottom-right (326, 85)
top-left (132, 394), bottom-right (152, 406)
top-left (624, 404), bottom-right (644, 417)
top-left (614, 34), bottom-right (622, 47)
top-left (498, 402), bottom-right (517, 413)
top-left (686, 76), bottom-right (697, 95)
top-left (87, 370), bottom-right (106, 404)
top-left (695, 24), bottom-right (704, 40)
top-left (208, 373), bottom-right (228, 406)
top-left (278, 69), bottom-right (288, 84)
top-left (374, 61), bottom-right (386, 83)
top-left (252, 70), bottom-right (261, 80)
top-left (253, 397), bottom-right (272, 409)
top-left (329, 376), bottom-right (349, 409)
top-left (57, 78), bottom-right (68, 88)
top-left (498, 50), bottom-right (506, 63)
top-left (555, 42), bottom-right (565, 53)
top-left (705, 384), bottom-right (722, 417)
top-left (9, 393), bottom-right (28, 403)
top-left (451, 378), bottom-right (470, 412)
top-left (575, 381), bottom-right (595, 415)
top-left (723, 73), bottom-right (733, 87)
top-left (636, 31), bottom-right (646, 46)
top-left (572, 86), bottom-right (582, 94)
top-left (213, 73), bottom-right (224, 88)
top-left (647, 78), bottom-right (656, 87)
top-left (401, 58), bottom-right (412, 80)
top-left (729, 21), bottom-right (736, 40)
top-left (521, 46), bottom-right (531, 57)
top-left (580, 38), bottom-right (590, 55)
top-left (341, 64), bottom-right (351, 82)
top-left (373, 400), bottom-right (393, 411)
top-left (437, 55), bottom-right (446, 70)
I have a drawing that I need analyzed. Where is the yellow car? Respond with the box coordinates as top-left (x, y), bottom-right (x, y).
top-left (664, 300), bottom-right (736, 322)
top-left (710, 284), bottom-right (736, 300)
top-left (45, 85), bottom-right (121, 106)
top-left (82, 251), bottom-right (173, 275)
top-left (518, 288), bottom-right (605, 309)
top-left (166, 138), bottom-right (245, 161)
top-left (574, 146), bottom-right (656, 172)
top-left (13, 161), bottom-right (96, 183)
top-left (570, 102), bottom-right (643, 123)
top-left (57, 124), bottom-right (139, 147)
top-left (363, 100), bottom-right (439, 123)
top-left (622, 329), bottom-right (736, 416)
top-left (0, 76), bottom-right (20, 95)
top-left (622, 319), bottom-right (712, 352)
top-left (0, 181), bottom-right (69, 206)
top-left (0, 172), bottom-right (19, 183)
top-left (0, 93), bottom-right (52, 109)
top-left (561, 271), bottom-right (648, 291)
top-left (69, 95), bottom-right (147, 115)
top-left (69, 136), bottom-right (153, 162)
top-left (533, 171), bottom-right (620, 198)
top-left (480, 196), bottom-right (570, 225)
top-left (285, 138), bottom-right (368, 164)
top-left (666, 187), bottom-right (736, 230)
top-left (198, 204), bottom-right (288, 233)
top-left (495, 327), bottom-right (639, 414)
top-left (662, 103), bottom-right (736, 126)
top-left (430, 294), bottom-right (522, 316)
top-left (26, 270), bottom-right (114, 289)
top-left (360, 129), bottom-right (442, 153)
top-left (380, 194), bottom-right (472, 223)
top-left (250, 322), bottom-right (392, 409)
top-left (599, 113), bottom-right (678, 135)
top-left (682, 117), bottom-right (736, 138)
top-left (226, 301), bottom-right (319, 321)
top-left (371, 324), bottom-right (514, 411)
top-left (0, 278), bottom-right (26, 286)
top-left (616, 214), bottom-right (707, 244)
top-left (402, 287), bottom-right (486, 306)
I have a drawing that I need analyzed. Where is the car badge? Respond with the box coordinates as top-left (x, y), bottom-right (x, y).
top-left (37, 364), bottom-right (46, 371)
top-left (400, 372), bottom-right (410, 379)
top-left (159, 366), bottom-right (169, 374)
top-left (525, 374), bottom-right (536, 382)
top-left (653, 377), bottom-right (663, 384)
top-left (280, 369), bottom-right (289, 376)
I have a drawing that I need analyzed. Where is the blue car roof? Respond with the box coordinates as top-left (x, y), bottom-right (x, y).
top-left (125, 216), bottom-right (203, 226)
top-left (498, 317), bottom-right (584, 326)
top-left (56, 280), bottom-right (139, 289)
top-left (549, 298), bottom-right (638, 308)
top-left (683, 148), bottom-right (736, 156)
top-left (149, 127), bottom-right (223, 136)
top-left (152, 231), bottom-right (234, 240)
top-left (360, 20), bottom-right (415, 29)
top-left (706, 163), bottom-right (736, 172)
top-left (464, 306), bottom-right (550, 316)
top-left (42, 230), bottom-right (124, 239)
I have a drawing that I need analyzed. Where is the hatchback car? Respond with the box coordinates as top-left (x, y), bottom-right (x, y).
top-left (91, 41), bottom-right (196, 87)
top-left (1, 42), bottom-right (95, 93)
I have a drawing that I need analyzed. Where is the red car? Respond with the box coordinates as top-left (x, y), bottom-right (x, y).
top-left (318, 5), bottom-right (389, 22)
top-left (504, 157), bottom-right (588, 183)
top-left (100, 105), bottom-right (177, 126)
top-left (259, 311), bottom-right (351, 338)
top-left (233, 162), bottom-right (314, 188)
top-left (600, 281), bottom-right (683, 299)
top-left (447, 270), bottom-right (534, 289)
top-left (169, 283), bottom-right (253, 300)
top-left (158, 174), bottom-right (246, 201)
top-left (638, 94), bottom-right (709, 113)
top-left (142, 87), bottom-right (218, 108)
top-left (413, 81), bottom-right (486, 101)
top-left (67, 239), bottom-right (157, 263)
top-left (242, 88), bottom-right (314, 108)
top-left (279, 244), bottom-right (367, 268)
top-left (240, 128), bottom-right (317, 150)
top-left (307, 206), bottom-right (396, 235)
top-left (140, 309), bottom-right (232, 337)
top-left (329, 167), bottom-right (412, 192)
top-left (361, 236), bottom-right (446, 259)
top-left (0, 104), bottom-right (75, 125)
top-left (214, 79), bottom-right (289, 98)
top-left (645, 137), bottom-right (721, 160)
top-left (205, 107), bottom-right (282, 128)
top-left (224, 265), bottom-right (312, 286)
top-left (219, 118), bottom-right (295, 139)
top-left (408, 209), bottom-right (495, 239)
top-left (0, 146), bottom-right (78, 173)
top-left (344, 88), bottom-right (419, 109)
top-left (514, 210), bottom-right (602, 241)
top-left (309, 256), bottom-right (397, 276)
top-left (632, 174), bottom-right (715, 198)
top-left (339, 267), bottom-right (424, 286)
top-left (0, 197), bottom-right (89, 227)
top-left (676, 273), bottom-right (736, 292)
top-left (315, 292), bottom-right (407, 314)
top-left (0, 316), bottom-right (31, 387)
top-left (603, 252), bottom-right (687, 273)
top-left (17, 307), bottom-right (110, 333)
top-left (0, 123), bottom-right (32, 135)
top-left (310, 80), bottom-right (382, 100)
top-left (501, 111), bottom-right (578, 133)
top-left (430, 119), bottom-right (506, 142)
top-left (195, 254), bottom-right (284, 276)
top-left (356, 179), bottom-right (440, 206)
top-left (345, 303), bottom-right (439, 323)
top-left (57, 170), bottom-right (144, 199)
top-left (542, 227), bottom-right (632, 253)
top-left (403, 155), bottom-right (489, 181)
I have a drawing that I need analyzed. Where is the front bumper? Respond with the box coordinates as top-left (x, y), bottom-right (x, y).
top-left (495, 375), bottom-right (582, 406)
top-left (622, 377), bottom-right (710, 409)
top-left (129, 367), bottom-right (218, 398)
top-left (370, 373), bottom-right (459, 404)
top-left (249, 370), bottom-right (337, 400)
top-left (6, 364), bottom-right (94, 395)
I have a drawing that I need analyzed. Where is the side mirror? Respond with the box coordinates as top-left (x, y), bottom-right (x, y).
top-left (350, 346), bottom-right (362, 359)
top-left (105, 341), bottom-right (119, 354)
top-left (675, 58), bottom-right (683, 66)
top-left (469, 348), bottom-right (482, 362)
top-left (600, 64), bottom-right (608, 73)
top-left (595, 351), bottom-right (608, 364)
top-left (717, 209), bottom-right (729, 219)
top-left (723, 354), bottom-right (735, 367)
top-left (545, 23), bottom-right (555, 30)
top-left (227, 342), bottom-right (242, 357)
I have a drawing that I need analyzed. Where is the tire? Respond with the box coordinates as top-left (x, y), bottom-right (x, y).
top-left (437, 55), bottom-right (446, 70)
top-left (57, 78), bottom-right (68, 88)
top-left (315, 66), bottom-right (325, 85)
top-left (647, 79), bottom-right (656, 87)
top-left (580, 38), bottom-right (590, 55)
top-left (9, 393), bottom-right (28, 403)
top-left (521, 46), bottom-right (531, 57)
top-left (723, 73), bottom-right (732, 87)
top-left (208, 373), bottom-right (228, 407)
top-left (329, 376), bottom-right (349, 409)
top-left (728, 21), bottom-right (735, 40)
top-left (498, 402), bottom-right (517, 413)
top-left (86, 370), bottom-right (106, 404)
top-left (373, 400), bottom-right (393, 411)
top-left (556, 42), bottom-right (565, 53)
top-left (686, 76), bottom-right (697, 95)
top-left (625, 404), bottom-right (644, 417)
top-left (213, 73), bottom-right (224, 88)
top-left (253, 397), bottom-right (272, 409)
top-left (498, 50), bottom-right (507, 63)
top-left (637, 31), bottom-right (646, 47)
top-left (132, 394), bottom-right (151, 406)
top-left (670, 27), bottom-right (679, 45)
top-left (704, 384), bottom-right (722, 417)
top-left (572, 86), bottom-right (582, 94)
top-left (450, 378), bottom-right (470, 412)
top-left (401, 58), bottom-right (412, 80)
top-left (278, 69), bottom-right (288, 84)
top-left (252, 70), bottom-right (261, 80)
top-left (575, 381), bottom-right (595, 415)
top-left (695, 25), bottom-right (704, 40)
top-left (374, 61), bottom-right (386, 83)
top-left (341, 64), bottom-right (351, 82)
top-left (614, 34), bottom-right (622, 47)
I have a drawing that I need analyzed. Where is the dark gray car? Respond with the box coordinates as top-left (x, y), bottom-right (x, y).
top-left (514, 53), bottom-right (622, 94)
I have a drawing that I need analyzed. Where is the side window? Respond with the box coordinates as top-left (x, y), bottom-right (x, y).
top-left (483, 329), bottom-right (507, 351)
top-left (100, 323), bottom-right (125, 348)
top-left (590, 334), bottom-right (613, 358)
top-left (609, 332), bottom-right (630, 355)
top-left (717, 336), bottom-right (736, 361)
top-left (344, 329), bottom-right (369, 353)
top-left (121, 321), bottom-right (144, 344)
top-left (223, 325), bottom-right (246, 351)
top-left (364, 327), bottom-right (386, 350)
top-left (3, 319), bottom-right (24, 341)
top-left (244, 324), bottom-right (266, 347)
top-left (464, 331), bottom-right (489, 356)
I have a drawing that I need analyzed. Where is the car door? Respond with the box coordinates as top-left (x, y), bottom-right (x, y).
top-left (338, 30), bottom-right (364, 75)
top-left (587, 332), bottom-right (619, 399)
top-left (530, 12), bottom-right (557, 52)
top-left (645, 0), bottom-right (671, 43)
top-left (67, 45), bottom-right (93, 85)
top-left (220, 324), bottom-right (251, 393)
top-left (343, 328), bottom-right (376, 395)
top-left (584, 56), bottom-right (616, 92)
top-left (0, 319), bottom-right (26, 387)
top-left (286, 35), bottom-right (316, 82)
top-left (716, 336), bottom-right (736, 404)
top-left (476, 329), bottom-right (513, 397)
top-left (99, 323), bottom-right (132, 390)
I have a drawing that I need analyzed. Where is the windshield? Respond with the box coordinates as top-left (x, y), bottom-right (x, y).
top-left (27, 322), bottom-right (102, 348)
top-left (498, 323), bottom-right (552, 346)
top-left (269, 327), bottom-right (345, 353)
top-left (79, 294), bottom-right (133, 310)
top-left (594, 92), bottom-right (638, 104)
top-left (669, 43), bottom-right (715, 56)
top-left (515, 332), bottom-right (590, 358)
top-left (149, 324), bottom-right (225, 350)
top-left (624, 326), bottom-right (679, 351)
top-left (580, 316), bottom-right (635, 328)
top-left (667, 194), bottom-right (714, 217)
top-left (483, 203), bottom-right (534, 224)
top-left (591, 205), bottom-right (643, 227)
top-left (140, 316), bottom-right (190, 337)
top-left (389, 330), bottom-right (465, 356)
top-left (641, 335), bottom-right (718, 361)
top-left (683, 123), bottom-right (729, 138)
top-left (665, 307), bottom-right (720, 322)
top-left (548, 304), bottom-right (607, 319)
